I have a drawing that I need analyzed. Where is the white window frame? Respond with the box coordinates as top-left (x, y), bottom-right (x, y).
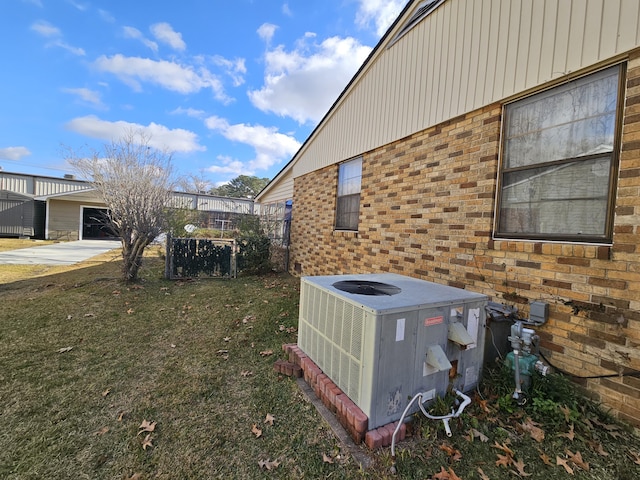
top-left (335, 157), bottom-right (362, 231)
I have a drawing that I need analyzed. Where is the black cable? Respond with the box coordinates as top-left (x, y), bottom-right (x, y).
top-left (538, 350), bottom-right (640, 379)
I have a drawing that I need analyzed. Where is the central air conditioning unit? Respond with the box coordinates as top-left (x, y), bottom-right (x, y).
top-left (297, 273), bottom-right (487, 429)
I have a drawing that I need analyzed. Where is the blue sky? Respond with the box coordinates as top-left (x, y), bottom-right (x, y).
top-left (0, 0), bottom-right (408, 188)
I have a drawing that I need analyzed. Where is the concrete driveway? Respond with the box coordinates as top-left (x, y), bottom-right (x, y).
top-left (0, 240), bottom-right (121, 265)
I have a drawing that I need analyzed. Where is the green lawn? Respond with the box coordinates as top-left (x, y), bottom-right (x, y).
top-left (1, 246), bottom-right (639, 479)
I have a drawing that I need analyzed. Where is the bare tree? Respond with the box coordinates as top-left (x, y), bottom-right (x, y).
top-left (67, 132), bottom-right (175, 281)
top-left (177, 171), bottom-right (213, 194)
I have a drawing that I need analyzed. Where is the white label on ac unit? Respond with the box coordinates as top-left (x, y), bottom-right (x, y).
top-left (395, 318), bottom-right (405, 342)
top-left (466, 308), bottom-right (480, 349)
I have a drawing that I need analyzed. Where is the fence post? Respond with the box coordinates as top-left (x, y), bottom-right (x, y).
top-left (231, 239), bottom-right (237, 278)
top-left (164, 232), bottom-right (172, 279)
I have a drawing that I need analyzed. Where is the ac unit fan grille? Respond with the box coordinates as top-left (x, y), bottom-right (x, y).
top-left (299, 282), bottom-right (364, 403)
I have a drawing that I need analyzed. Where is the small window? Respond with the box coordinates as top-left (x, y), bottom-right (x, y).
top-left (496, 65), bottom-right (622, 242)
top-left (335, 157), bottom-right (362, 231)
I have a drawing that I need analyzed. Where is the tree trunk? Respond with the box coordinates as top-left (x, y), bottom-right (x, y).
top-left (122, 235), bottom-right (150, 282)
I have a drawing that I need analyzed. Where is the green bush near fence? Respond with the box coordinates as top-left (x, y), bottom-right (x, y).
top-left (237, 234), bottom-right (272, 275)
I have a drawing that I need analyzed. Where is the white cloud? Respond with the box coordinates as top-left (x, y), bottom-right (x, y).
top-left (355, 0), bottom-right (408, 37)
top-left (257, 23), bottom-right (278, 44)
top-left (30, 20), bottom-right (85, 55)
top-left (99, 9), bottom-right (115, 23)
top-left (248, 35), bottom-right (371, 124)
top-left (61, 87), bottom-right (105, 108)
top-left (66, 0), bottom-right (88, 11)
top-left (170, 107), bottom-right (206, 118)
top-left (0, 146), bottom-right (31, 161)
top-left (205, 115), bottom-right (300, 174)
top-left (123, 26), bottom-right (158, 52)
top-left (207, 156), bottom-right (249, 176)
top-left (51, 40), bottom-right (86, 56)
top-left (30, 20), bottom-right (60, 37)
top-left (150, 22), bottom-right (186, 51)
top-left (93, 54), bottom-right (231, 103)
top-left (211, 55), bottom-right (246, 87)
top-left (65, 115), bottom-right (205, 153)
top-left (282, 3), bottom-right (292, 17)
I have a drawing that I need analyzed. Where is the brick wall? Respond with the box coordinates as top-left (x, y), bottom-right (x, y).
top-left (289, 51), bottom-right (640, 427)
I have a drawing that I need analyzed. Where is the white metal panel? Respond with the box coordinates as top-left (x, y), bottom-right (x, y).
top-left (34, 178), bottom-right (88, 196)
top-left (0, 174), bottom-right (31, 194)
top-left (264, 0), bottom-right (640, 199)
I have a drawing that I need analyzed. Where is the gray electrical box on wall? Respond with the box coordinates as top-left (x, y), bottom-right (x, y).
top-left (297, 273), bottom-right (488, 429)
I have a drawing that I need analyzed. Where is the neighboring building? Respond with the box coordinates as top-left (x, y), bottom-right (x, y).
top-left (0, 171), bottom-right (256, 240)
top-left (256, 0), bottom-right (640, 427)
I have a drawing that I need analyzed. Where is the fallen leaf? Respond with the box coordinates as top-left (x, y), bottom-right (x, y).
top-left (589, 441), bottom-right (608, 457)
top-left (520, 417), bottom-right (545, 442)
top-left (240, 370), bottom-right (253, 377)
top-left (470, 428), bottom-right (489, 442)
top-left (66, 314), bottom-right (73, 320)
top-left (495, 453), bottom-right (513, 468)
top-left (258, 458), bottom-right (280, 470)
top-left (117, 411), bottom-right (126, 422)
top-left (439, 443), bottom-right (462, 461)
top-left (57, 346), bottom-right (73, 353)
top-left (84, 313), bottom-right (95, 317)
top-left (511, 457), bottom-right (531, 477)
top-left (264, 413), bottom-right (275, 426)
top-left (559, 405), bottom-right (572, 422)
top-left (127, 308), bottom-right (134, 314)
top-left (478, 398), bottom-right (491, 413)
top-left (558, 424), bottom-right (575, 441)
top-left (477, 467), bottom-right (490, 480)
top-left (493, 441), bottom-right (514, 456)
top-left (170, 343), bottom-right (176, 348)
top-left (94, 426), bottom-right (110, 436)
top-left (565, 450), bottom-right (589, 471)
top-left (102, 388), bottom-right (111, 397)
top-left (138, 420), bottom-right (156, 435)
top-left (223, 337), bottom-right (231, 342)
top-left (127, 474), bottom-right (143, 480)
top-left (537, 449), bottom-right (553, 466)
top-left (628, 450), bottom-right (640, 465)
top-left (556, 456), bottom-right (574, 475)
top-left (447, 467), bottom-right (462, 480)
top-left (322, 452), bottom-right (334, 464)
top-left (251, 424), bottom-right (262, 438)
top-left (432, 466), bottom-right (450, 480)
top-left (260, 350), bottom-right (274, 357)
top-left (141, 434), bottom-right (153, 450)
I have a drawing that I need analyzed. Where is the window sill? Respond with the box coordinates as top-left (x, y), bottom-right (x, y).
top-left (333, 230), bottom-right (358, 238)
